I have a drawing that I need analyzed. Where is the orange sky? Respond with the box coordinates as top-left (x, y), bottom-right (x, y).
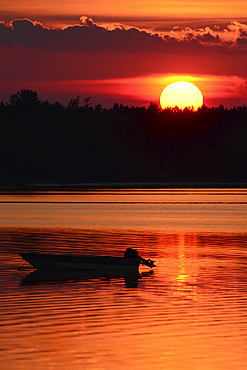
top-left (2, 0), bottom-right (247, 21)
top-left (0, 0), bottom-right (247, 107)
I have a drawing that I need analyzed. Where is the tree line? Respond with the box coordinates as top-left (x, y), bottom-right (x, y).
top-left (0, 89), bottom-right (247, 185)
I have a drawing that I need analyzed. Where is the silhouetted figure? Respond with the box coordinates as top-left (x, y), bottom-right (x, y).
top-left (124, 248), bottom-right (139, 258)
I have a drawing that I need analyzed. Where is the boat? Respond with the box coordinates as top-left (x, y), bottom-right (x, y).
top-left (19, 248), bottom-right (155, 275)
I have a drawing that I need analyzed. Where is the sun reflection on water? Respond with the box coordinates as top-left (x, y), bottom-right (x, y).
top-left (171, 234), bottom-right (199, 301)
top-left (1, 190), bottom-right (247, 369)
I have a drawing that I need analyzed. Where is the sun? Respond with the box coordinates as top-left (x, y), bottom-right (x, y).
top-left (160, 81), bottom-right (203, 110)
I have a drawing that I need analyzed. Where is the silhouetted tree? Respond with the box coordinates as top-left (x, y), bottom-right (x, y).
top-left (147, 101), bottom-right (160, 115)
top-left (1, 89), bottom-right (247, 185)
top-left (94, 104), bottom-right (103, 113)
top-left (8, 89), bottom-right (40, 108)
top-left (84, 96), bottom-right (92, 109)
top-left (67, 96), bottom-right (80, 109)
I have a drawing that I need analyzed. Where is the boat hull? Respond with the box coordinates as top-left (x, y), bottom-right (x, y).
top-left (20, 252), bottom-right (141, 274)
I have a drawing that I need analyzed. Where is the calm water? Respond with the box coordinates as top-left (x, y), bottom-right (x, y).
top-left (0, 189), bottom-right (247, 369)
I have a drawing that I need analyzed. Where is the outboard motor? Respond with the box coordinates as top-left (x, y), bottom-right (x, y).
top-left (124, 248), bottom-right (155, 268)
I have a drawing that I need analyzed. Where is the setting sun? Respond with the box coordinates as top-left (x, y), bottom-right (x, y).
top-left (160, 81), bottom-right (203, 110)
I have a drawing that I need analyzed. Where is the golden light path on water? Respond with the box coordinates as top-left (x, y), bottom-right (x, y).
top-left (0, 189), bottom-right (247, 370)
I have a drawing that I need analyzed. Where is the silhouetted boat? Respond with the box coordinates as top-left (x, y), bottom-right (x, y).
top-left (19, 248), bottom-right (155, 275)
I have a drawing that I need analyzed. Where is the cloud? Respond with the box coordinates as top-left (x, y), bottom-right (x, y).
top-left (1, 17), bottom-right (247, 54)
top-left (1, 17), bottom-right (247, 109)
top-left (166, 21), bottom-right (247, 48)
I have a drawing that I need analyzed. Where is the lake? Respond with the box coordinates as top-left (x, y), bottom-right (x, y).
top-left (0, 188), bottom-right (247, 369)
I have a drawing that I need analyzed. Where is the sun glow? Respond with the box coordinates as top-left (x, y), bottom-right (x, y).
top-left (160, 81), bottom-right (203, 110)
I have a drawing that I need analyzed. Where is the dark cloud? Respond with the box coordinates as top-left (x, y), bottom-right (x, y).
top-left (1, 17), bottom-right (246, 54)
top-left (195, 33), bottom-right (220, 44)
top-left (237, 37), bottom-right (247, 47)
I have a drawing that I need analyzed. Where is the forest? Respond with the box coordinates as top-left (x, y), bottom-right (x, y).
top-left (0, 89), bottom-right (247, 187)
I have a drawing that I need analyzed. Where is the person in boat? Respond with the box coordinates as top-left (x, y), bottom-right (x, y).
top-left (124, 248), bottom-right (139, 258)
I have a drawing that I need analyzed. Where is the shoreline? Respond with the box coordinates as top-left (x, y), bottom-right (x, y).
top-left (1, 180), bottom-right (247, 192)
